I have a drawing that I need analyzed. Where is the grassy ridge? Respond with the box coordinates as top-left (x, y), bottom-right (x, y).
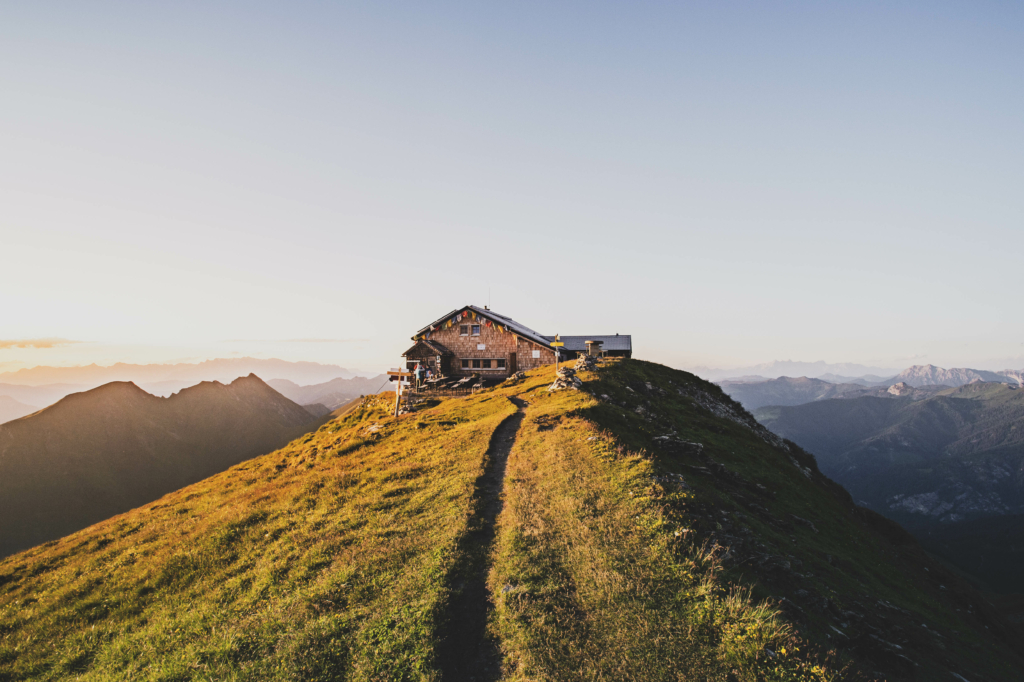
top-left (0, 392), bottom-right (515, 681)
top-left (1, 359), bottom-right (1021, 681)
top-left (488, 360), bottom-right (1022, 681)
top-left (489, 366), bottom-right (835, 681)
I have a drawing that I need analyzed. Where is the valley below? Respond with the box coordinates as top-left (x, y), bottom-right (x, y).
top-left (730, 371), bottom-right (1024, 597)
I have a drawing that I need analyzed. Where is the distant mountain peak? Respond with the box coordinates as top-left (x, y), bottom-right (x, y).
top-left (0, 376), bottom-right (322, 558)
top-left (893, 365), bottom-right (1006, 388)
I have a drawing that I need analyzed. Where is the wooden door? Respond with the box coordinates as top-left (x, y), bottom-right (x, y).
top-left (509, 352), bottom-right (517, 373)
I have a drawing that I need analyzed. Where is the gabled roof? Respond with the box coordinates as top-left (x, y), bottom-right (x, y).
top-left (402, 339), bottom-right (453, 357)
top-left (413, 305), bottom-right (553, 349)
top-left (542, 335), bottom-right (632, 352)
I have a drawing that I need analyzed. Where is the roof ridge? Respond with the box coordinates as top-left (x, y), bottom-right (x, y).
top-left (413, 305), bottom-right (553, 348)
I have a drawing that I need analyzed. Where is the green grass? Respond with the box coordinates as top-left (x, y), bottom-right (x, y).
top-left (517, 359), bottom-right (1022, 681)
top-left (0, 392), bottom-right (515, 681)
top-left (1, 359), bottom-right (1021, 681)
top-left (487, 365), bottom-right (839, 681)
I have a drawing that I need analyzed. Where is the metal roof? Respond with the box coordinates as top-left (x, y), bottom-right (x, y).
top-left (542, 335), bottom-right (632, 352)
top-left (413, 305), bottom-right (554, 349)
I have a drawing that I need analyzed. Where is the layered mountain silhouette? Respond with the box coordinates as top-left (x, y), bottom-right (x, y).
top-left (694, 360), bottom-right (900, 382)
top-left (267, 374), bottom-right (390, 410)
top-left (719, 364), bottom-right (1024, 412)
top-left (890, 364), bottom-right (1014, 387)
top-left (756, 382), bottom-right (1024, 591)
top-left (0, 395), bottom-right (38, 424)
top-left (0, 357), bottom-right (364, 389)
top-left (718, 376), bottom-right (872, 410)
top-left (0, 383), bottom-right (88, 412)
top-left (0, 374), bottom-right (324, 558)
top-left (756, 382), bottom-right (1024, 522)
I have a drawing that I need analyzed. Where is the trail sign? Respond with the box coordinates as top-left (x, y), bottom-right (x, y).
top-left (551, 335), bottom-right (564, 371)
top-left (390, 367), bottom-right (414, 418)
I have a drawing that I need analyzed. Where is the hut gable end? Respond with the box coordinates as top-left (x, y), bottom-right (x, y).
top-left (405, 305), bottom-right (557, 378)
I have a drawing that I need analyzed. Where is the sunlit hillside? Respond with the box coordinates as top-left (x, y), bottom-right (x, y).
top-left (1, 360), bottom-right (1020, 681)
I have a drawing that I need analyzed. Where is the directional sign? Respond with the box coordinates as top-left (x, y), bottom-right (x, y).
top-left (550, 342), bottom-right (564, 347)
top-left (387, 370), bottom-right (413, 377)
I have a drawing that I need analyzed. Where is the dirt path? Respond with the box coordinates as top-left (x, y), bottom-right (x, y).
top-left (437, 396), bottom-right (526, 681)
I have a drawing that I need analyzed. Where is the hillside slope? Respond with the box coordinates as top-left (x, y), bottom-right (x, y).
top-left (1, 361), bottom-right (1021, 680)
top-left (0, 375), bottom-right (321, 558)
top-left (754, 383), bottom-right (1024, 525)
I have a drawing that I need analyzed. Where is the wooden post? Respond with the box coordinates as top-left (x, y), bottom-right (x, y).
top-left (388, 367), bottom-right (413, 418)
top-left (551, 335), bottom-right (564, 375)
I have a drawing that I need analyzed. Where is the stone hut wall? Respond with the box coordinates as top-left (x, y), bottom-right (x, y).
top-left (416, 318), bottom-right (555, 377)
top-left (515, 336), bottom-right (556, 371)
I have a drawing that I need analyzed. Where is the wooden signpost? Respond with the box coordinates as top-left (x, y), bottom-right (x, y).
top-left (388, 368), bottom-right (413, 418)
top-left (551, 334), bottom-right (564, 372)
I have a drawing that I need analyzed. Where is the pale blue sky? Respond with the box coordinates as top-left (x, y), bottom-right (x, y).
top-left (2, 2), bottom-right (1022, 374)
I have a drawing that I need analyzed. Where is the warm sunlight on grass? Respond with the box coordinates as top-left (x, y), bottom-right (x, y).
top-left (0, 392), bottom-right (515, 680)
top-left (487, 364), bottom-right (837, 681)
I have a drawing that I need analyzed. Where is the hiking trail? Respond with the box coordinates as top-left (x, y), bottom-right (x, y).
top-left (437, 396), bottom-right (527, 681)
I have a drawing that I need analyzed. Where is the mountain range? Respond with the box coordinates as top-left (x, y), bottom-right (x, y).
top-left (267, 374), bottom-right (391, 410)
top-left (693, 360), bottom-right (901, 382)
top-left (718, 376), bottom-right (873, 410)
top-left (697, 359), bottom-right (1024, 385)
top-left (0, 374), bottom-right (325, 558)
top-left (755, 381), bottom-right (1024, 592)
top-left (718, 364), bottom-right (1024, 412)
top-left (0, 358), bottom-right (386, 423)
top-left (0, 357), bottom-right (366, 388)
top-left (890, 364), bottom-right (1019, 387)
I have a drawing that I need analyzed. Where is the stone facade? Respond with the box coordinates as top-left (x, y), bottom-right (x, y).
top-left (405, 309), bottom-right (558, 379)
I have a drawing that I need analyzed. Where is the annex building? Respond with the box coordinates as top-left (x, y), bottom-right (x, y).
top-left (402, 305), bottom-right (631, 381)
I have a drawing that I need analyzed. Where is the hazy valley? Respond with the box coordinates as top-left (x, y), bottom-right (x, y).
top-left (739, 370), bottom-right (1024, 594)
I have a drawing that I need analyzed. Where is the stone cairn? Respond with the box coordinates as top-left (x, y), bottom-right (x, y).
top-left (505, 370), bottom-right (527, 384)
top-left (548, 366), bottom-right (583, 391)
top-left (574, 354), bottom-right (598, 372)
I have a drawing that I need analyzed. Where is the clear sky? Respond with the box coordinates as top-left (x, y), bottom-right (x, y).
top-left (2, 2), bottom-right (1022, 375)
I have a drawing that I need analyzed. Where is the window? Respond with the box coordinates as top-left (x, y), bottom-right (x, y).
top-left (471, 325), bottom-right (481, 336)
top-left (459, 358), bottom-right (507, 370)
top-left (460, 325), bottom-right (469, 336)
